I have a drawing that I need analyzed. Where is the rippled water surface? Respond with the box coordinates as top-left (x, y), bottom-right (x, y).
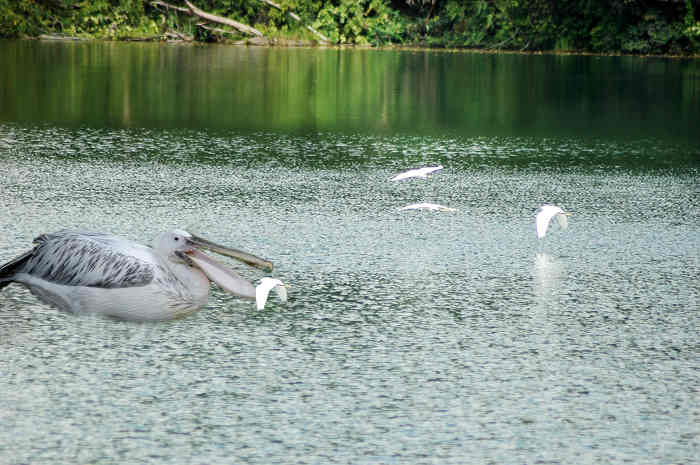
top-left (1, 41), bottom-right (699, 464)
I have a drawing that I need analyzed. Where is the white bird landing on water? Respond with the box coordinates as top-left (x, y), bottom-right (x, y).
top-left (399, 202), bottom-right (457, 212)
top-left (535, 205), bottom-right (571, 239)
top-left (255, 277), bottom-right (288, 310)
top-left (391, 165), bottom-right (443, 181)
top-left (0, 229), bottom-right (273, 321)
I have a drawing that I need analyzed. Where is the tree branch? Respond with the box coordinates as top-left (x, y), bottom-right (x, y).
top-left (196, 22), bottom-right (238, 37)
top-left (258, 0), bottom-right (329, 43)
top-left (150, 1), bottom-right (190, 15)
top-left (185, 1), bottom-right (263, 37)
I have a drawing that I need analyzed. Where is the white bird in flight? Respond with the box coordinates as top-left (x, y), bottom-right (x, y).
top-left (0, 229), bottom-right (273, 321)
top-left (255, 277), bottom-right (288, 310)
top-left (391, 165), bottom-right (443, 181)
top-left (399, 202), bottom-right (457, 212)
top-left (535, 205), bottom-right (571, 239)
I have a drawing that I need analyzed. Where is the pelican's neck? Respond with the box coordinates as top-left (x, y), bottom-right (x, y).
top-left (159, 256), bottom-right (211, 312)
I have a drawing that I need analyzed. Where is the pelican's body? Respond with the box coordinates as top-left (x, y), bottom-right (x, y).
top-left (391, 165), bottom-right (443, 181)
top-left (536, 205), bottom-right (570, 239)
top-left (400, 202), bottom-right (457, 212)
top-left (0, 230), bottom-right (273, 321)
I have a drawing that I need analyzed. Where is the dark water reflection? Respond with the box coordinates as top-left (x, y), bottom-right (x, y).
top-left (1, 40), bottom-right (698, 143)
top-left (1, 41), bottom-right (699, 464)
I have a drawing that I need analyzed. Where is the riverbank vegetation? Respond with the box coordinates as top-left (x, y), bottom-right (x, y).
top-left (1, 0), bottom-right (698, 55)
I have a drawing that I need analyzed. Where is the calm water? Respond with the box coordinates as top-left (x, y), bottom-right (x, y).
top-left (1, 40), bottom-right (699, 464)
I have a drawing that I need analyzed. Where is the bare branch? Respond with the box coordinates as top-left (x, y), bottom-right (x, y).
top-left (185, 1), bottom-right (263, 37)
top-left (166, 29), bottom-right (193, 41)
top-left (258, 0), bottom-right (329, 43)
top-left (150, 1), bottom-right (191, 14)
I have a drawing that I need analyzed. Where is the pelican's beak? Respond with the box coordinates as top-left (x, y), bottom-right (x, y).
top-left (188, 234), bottom-right (273, 272)
top-left (180, 234), bottom-right (273, 299)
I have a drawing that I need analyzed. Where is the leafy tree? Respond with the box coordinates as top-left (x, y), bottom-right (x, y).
top-left (0, 0), bottom-right (697, 54)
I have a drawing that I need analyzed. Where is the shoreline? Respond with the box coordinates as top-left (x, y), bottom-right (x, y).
top-left (26, 34), bottom-right (700, 60)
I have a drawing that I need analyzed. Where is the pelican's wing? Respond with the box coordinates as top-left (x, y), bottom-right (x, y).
top-left (5, 230), bottom-right (155, 288)
top-left (0, 249), bottom-right (34, 289)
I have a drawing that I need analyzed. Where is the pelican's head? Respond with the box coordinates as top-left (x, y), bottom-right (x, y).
top-left (154, 230), bottom-right (193, 263)
top-left (154, 229), bottom-right (273, 298)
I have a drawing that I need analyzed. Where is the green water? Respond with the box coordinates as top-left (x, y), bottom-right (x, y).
top-left (0, 40), bottom-right (698, 464)
top-left (1, 40), bottom-right (699, 143)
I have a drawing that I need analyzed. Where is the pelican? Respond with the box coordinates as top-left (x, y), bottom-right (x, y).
top-left (399, 202), bottom-right (457, 212)
top-left (255, 277), bottom-right (288, 310)
top-left (535, 205), bottom-right (571, 239)
top-left (0, 229), bottom-right (273, 321)
top-left (391, 165), bottom-right (443, 181)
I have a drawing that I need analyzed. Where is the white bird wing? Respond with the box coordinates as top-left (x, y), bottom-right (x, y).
top-left (535, 206), bottom-right (565, 238)
top-left (7, 230), bottom-right (156, 288)
top-left (256, 278), bottom-right (286, 310)
top-left (275, 284), bottom-right (288, 303)
top-left (391, 169), bottom-right (419, 181)
top-left (535, 207), bottom-right (555, 239)
top-left (400, 202), bottom-right (455, 211)
top-left (391, 165), bottom-right (443, 181)
top-left (422, 165), bottom-right (443, 176)
top-left (400, 203), bottom-right (428, 210)
top-left (255, 285), bottom-right (271, 310)
top-left (556, 212), bottom-right (569, 230)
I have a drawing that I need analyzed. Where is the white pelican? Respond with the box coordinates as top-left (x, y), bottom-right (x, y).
top-left (399, 202), bottom-right (457, 212)
top-left (535, 205), bottom-right (571, 239)
top-left (255, 277), bottom-right (288, 310)
top-left (0, 229), bottom-right (273, 321)
top-left (390, 165), bottom-right (443, 181)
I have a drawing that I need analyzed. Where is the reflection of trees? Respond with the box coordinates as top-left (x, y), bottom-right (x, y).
top-left (0, 41), bottom-right (697, 141)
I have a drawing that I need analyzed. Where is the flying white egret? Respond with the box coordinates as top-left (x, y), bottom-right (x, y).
top-left (535, 205), bottom-right (571, 239)
top-left (255, 277), bottom-right (287, 310)
top-left (391, 165), bottom-right (443, 181)
top-left (399, 202), bottom-right (457, 212)
top-left (0, 229), bottom-right (273, 321)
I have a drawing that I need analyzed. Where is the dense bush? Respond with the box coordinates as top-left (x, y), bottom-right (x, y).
top-left (0, 0), bottom-right (160, 38)
top-left (0, 0), bottom-right (697, 55)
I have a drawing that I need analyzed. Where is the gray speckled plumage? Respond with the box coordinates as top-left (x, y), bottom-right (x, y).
top-left (1, 229), bottom-right (270, 320)
top-left (17, 231), bottom-right (156, 288)
top-left (0, 230), bottom-right (239, 320)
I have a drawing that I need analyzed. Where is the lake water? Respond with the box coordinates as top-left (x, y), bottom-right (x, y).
top-left (0, 40), bottom-right (698, 464)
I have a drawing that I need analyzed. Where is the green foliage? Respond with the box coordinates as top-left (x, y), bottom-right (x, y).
top-left (0, 0), bottom-right (697, 54)
top-left (491, 0), bottom-right (558, 50)
top-left (683, 0), bottom-right (700, 50)
top-left (420, 0), bottom-right (698, 54)
top-left (314, 0), bottom-right (406, 44)
top-left (0, 0), bottom-right (158, 39)
top-left (0, 0), bottom-right (33, 37)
